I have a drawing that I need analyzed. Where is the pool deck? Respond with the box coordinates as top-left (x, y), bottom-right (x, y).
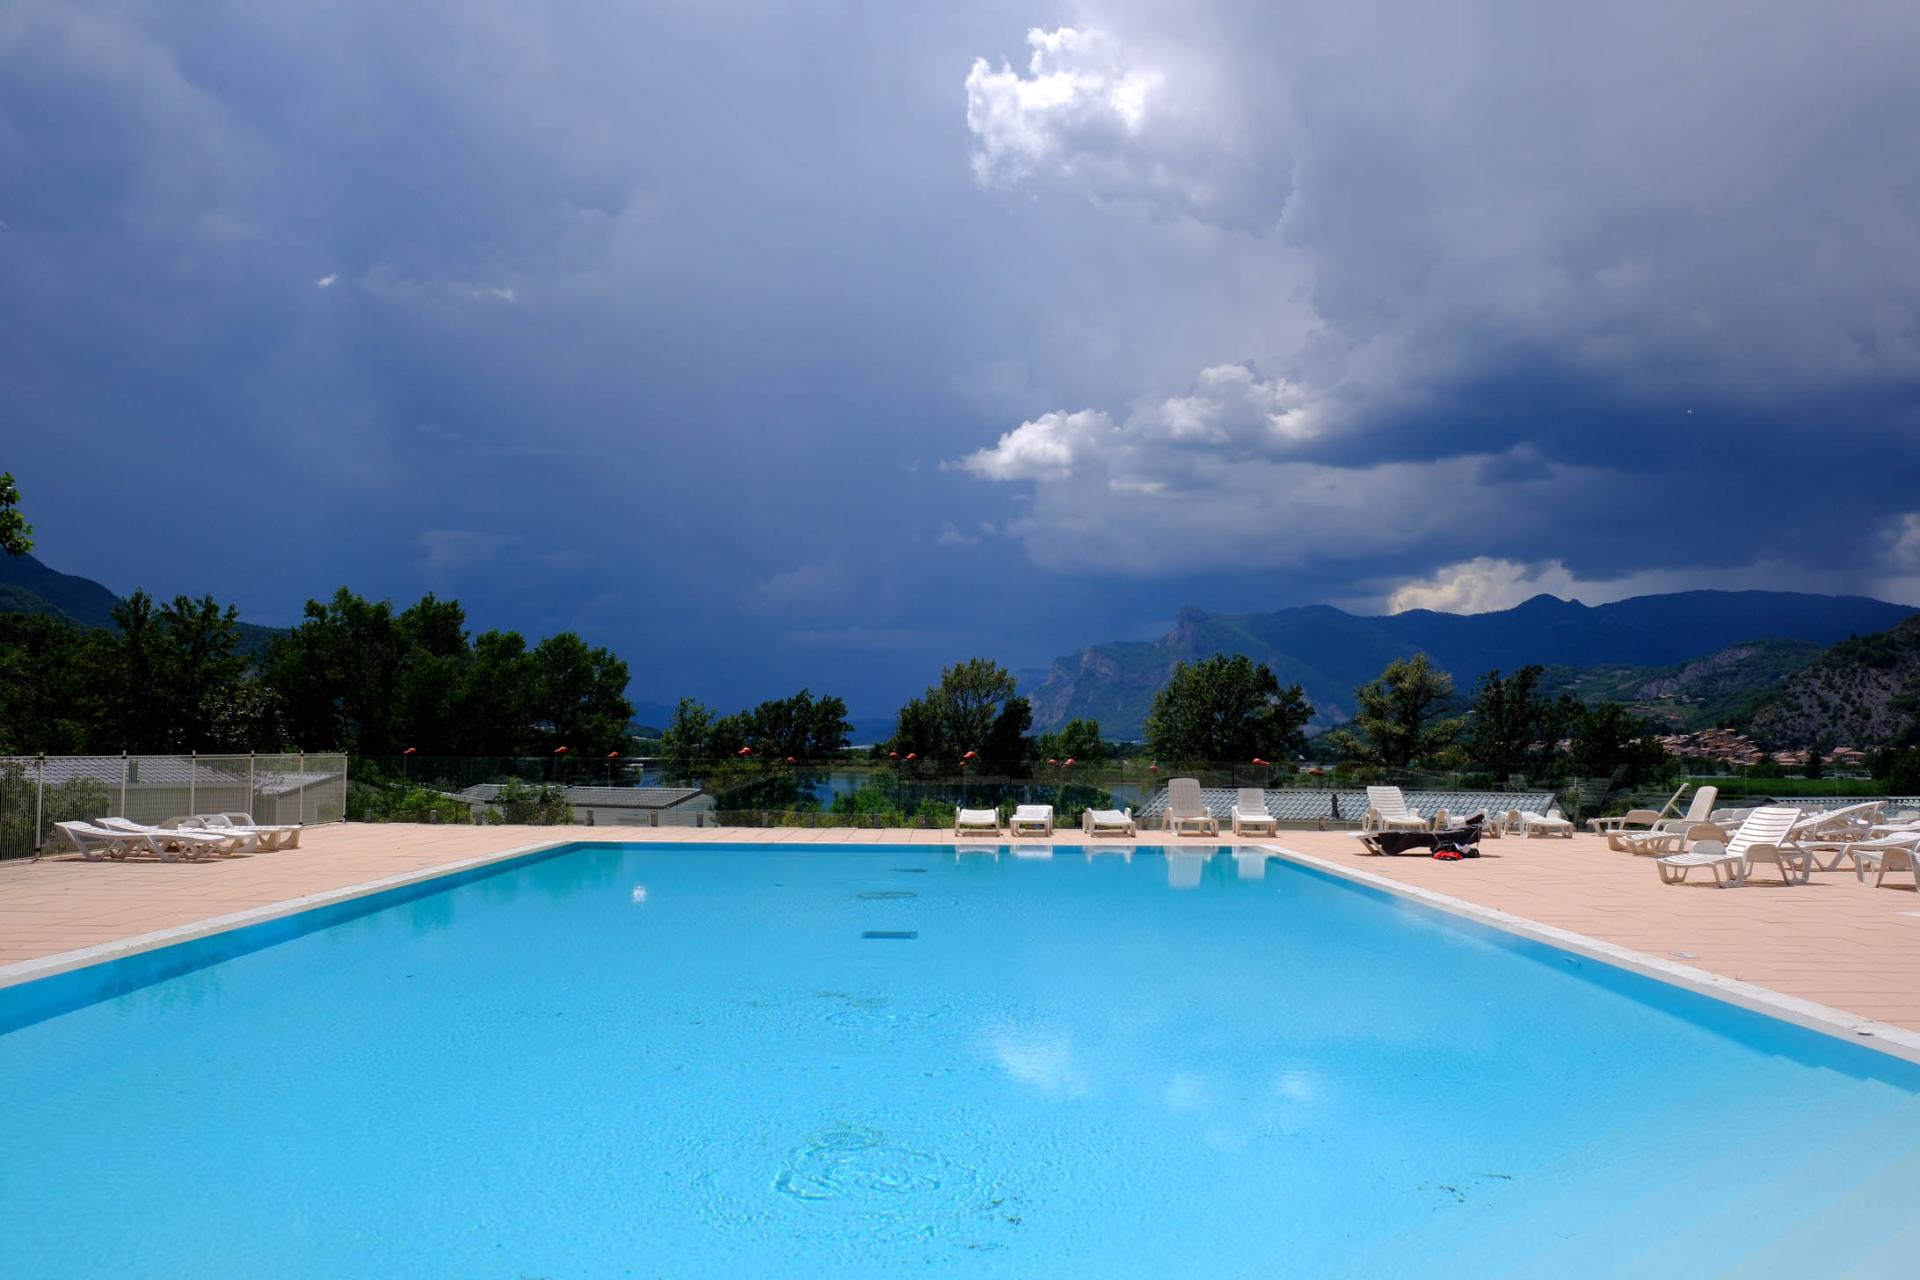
top-left (4, 823), bottom-right (1919, 1043)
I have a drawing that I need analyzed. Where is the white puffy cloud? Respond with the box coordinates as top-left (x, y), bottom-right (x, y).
top-left (958, 408), bottom-right (1115, 482)
top-left (959, 363), bottom-right (1319, 487)
top-left (964, 24), bottom-right (1278, 226)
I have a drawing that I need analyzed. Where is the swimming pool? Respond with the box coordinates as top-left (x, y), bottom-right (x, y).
top-left (4, 841), bottom-right (1918, 1277)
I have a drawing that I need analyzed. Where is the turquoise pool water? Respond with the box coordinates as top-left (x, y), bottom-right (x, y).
top-left (4, 842), bottom-right (1919, 1277)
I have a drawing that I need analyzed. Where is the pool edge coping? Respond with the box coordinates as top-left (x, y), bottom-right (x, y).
top-left (0, 836), bottom-right (579, 992)
top-left (1259, 841), bottom-right (1920, 1066)
top-left (6, 836), bottom-right (1919, 1068)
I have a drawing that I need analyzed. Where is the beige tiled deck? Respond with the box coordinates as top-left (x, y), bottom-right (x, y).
top-left (4, 823), bottom-right (1919, 1036)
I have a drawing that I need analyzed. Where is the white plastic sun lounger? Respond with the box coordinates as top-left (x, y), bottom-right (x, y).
top-left (1082, 807), bottom-right (1136, 837)
top-left (1820, 831), bottom-right (1920, 884)
top-left (1008, 804), bottom-right (1054, 837)
top-left (1164, 778), bottom-right (1219, 836)
top-left (1604, 786), bottom-right (1719, 849)
top-left (1514, 808), bottom-right (1574, 838)
top-left (1657, 805), bottom-right (1806, 887)
top-left (185, 812), bottom-right (304, 849)
top-left (954, 807), bottom-right (1001, 837)
top-left (1364, 786), bottom-right (1428, 833)
top-left (1230, 788), bottom-right (1278, 837)
top-left (99, 816), bottom-right (248, 856)
top-left (55, 821), bottom-right (170, 862)
top-left (1591, 784), bottom-right (1689, 837)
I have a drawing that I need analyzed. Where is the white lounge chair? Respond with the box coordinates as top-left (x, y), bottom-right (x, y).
top-left (1657, 805), bottom-right (1807, 887)
top-left (54, 821), bottom-right (172, 862)
top-left (1514, 808), bottom-right (1574, 838)
top-left (187, 812), bottom-right (304, 850)
top-left (954, 807), bottom-right (1001, 837)
top-left (1821, 831), bottom-right (1920, 884)
top-left (1008, 804), bottom-right (1054, 837)
top-left (1604, 786), bottom-right (1719, 849)
top-left (1163, 778), bottom-right (1219, 836)
top-left (99, 816), bottom-right (248, 856)
top-left (1591, 784), bottom-right (1690, 837)
top-left (1082, 807), bottom-right (1136, 837)
top-left (1230, 789), bottom-right (1277, 837)
top-left (1364, 786), bottom-right (1427, 833)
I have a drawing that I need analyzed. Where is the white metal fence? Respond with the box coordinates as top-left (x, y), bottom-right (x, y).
top-left (0, 753), bottom-right (349, 859)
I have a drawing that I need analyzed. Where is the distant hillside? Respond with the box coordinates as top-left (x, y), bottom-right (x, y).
top-left (1028, 591), bottom-right (1914, 737)
top-left (1748, 615), bottom-right (1920, 748)
top-left (1535, 638), bottom-right (1825, 731)
top-left (0, 552), bottom-right (124, 627)
top-left (0, 552), bottom-right (285, 657)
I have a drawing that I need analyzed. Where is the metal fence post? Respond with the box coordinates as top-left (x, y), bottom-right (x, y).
top-left (188, 750), bottom-right (197, 818)
top-left (298, 751), bottom-right (307, 824)
top-left (120, 750), bottom-right (129, 819)
top-left (34, 753), bottom-right (44, 852)
top-left (248, 752), bottom-right (256, 818)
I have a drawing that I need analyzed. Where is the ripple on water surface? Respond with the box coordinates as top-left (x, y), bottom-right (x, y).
top-left (770, 1125), bottom-right (1018, 1249)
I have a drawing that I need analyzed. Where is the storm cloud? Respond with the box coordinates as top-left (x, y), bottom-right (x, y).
top-left (3, 1), bottom-right (1918, 715)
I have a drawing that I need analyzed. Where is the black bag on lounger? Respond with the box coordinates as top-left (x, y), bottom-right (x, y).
top-left (1369, 813), bottom-right (1484, 856)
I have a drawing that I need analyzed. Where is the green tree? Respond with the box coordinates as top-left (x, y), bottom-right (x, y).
top-left (886, 658), bottom-right (1032, 769)
top-left (1327, 653), bottom-right (1465, 768)
top-left (1465, 665), bottom-right (1557, 779)
top-left (447, 630), bottom-right (533, 754)
top-left (730, 689), bottom-right (852, 760)
top-left (1568, 702), bottom-right (1671, 785)
top-left (660, 697), bottom-right (718, 782)
top-left (1034, 717), bottom-right (1107, 765)
top-left (1144, 654), bottom-right (1314, 763)
top-left (266, 589), bottom-right (404, 752)
top-left (86, 591), bottom-right (251, 751)
top-left (0, 472), bottom-right (31, 556)
top-left (526, 633), bottom-right (634, 753)
top-left (0, 614), bottom-right (92, 752)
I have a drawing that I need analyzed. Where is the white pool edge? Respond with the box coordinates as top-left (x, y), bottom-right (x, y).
top-left (0, 836), bottom-right (575, 991)
top-left (1261, 842), bottom-right (1920, 1067)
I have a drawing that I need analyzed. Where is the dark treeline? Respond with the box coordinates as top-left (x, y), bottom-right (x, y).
top-left (0, 587), bottom-right (634, 757)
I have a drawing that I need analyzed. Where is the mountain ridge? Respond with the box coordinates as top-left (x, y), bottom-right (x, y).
top-left (0, 552), bottom-right (286, 656)
top-left (1027, 591), bottom-right (1916, 737)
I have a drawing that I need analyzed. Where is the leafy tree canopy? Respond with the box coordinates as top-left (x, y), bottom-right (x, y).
top-left (1326, 653), bottom-right (1465, 768)
top-left (886, 658), bottom-right (1032, 770)
top-left (0, 472), bottom-right (31, 557)
top-left (1464, 665), bottom-right (1571, 779)
top-left (1143, 654), bottom-right (1313, 763)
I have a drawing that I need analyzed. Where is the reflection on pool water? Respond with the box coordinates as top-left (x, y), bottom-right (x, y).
top-left (3, 842), bottom-right (1919, 1278)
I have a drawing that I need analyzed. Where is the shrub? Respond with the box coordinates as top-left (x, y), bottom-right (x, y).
top-left (492, 778), bottom-right (573, 825)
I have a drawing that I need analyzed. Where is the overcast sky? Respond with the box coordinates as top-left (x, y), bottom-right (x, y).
top-left (5, 1), bottom-right (1919, 714)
